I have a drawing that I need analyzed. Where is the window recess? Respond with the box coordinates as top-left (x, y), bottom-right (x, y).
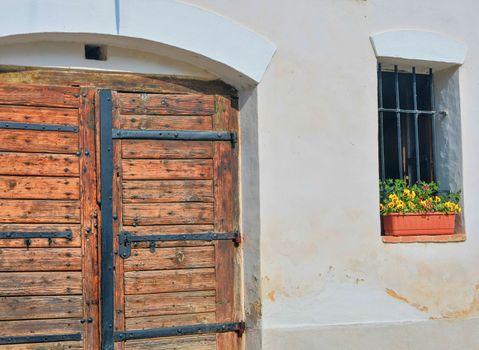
top-left (377, 64), bottom-right (436, 183)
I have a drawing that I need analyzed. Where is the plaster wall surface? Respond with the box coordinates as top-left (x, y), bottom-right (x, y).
top-left (0, 0), bottom-right (276, 85)
top-left (183, 0), bottom-right (479, 348)
top-left (0, 0), bottom-right (478, 349)
top-left (0, 42), bottom-right (215, 77)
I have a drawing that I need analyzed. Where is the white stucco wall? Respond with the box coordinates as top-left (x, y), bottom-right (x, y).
top-left (184, 1), bottom-right (479, 349)
top-left (0, 1), bottom-right (479, 349)
top-left (0, 41), bottom-right (215, 77)
top-left (0, 0), bottom-right (275, 86)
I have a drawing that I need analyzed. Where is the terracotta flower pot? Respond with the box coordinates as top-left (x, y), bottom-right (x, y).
top-left (382, 213), bottom-right (456, 236)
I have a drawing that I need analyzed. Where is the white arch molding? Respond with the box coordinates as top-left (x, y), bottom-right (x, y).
top-left (0, 0), bottom-right (276, 87)
top-left (0, 3), bottom-right (268, 350)
top-left (370, 30), bottom-right (467, 68)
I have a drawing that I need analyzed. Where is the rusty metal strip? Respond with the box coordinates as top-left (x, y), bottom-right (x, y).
top-left (0, 121), bottom-right (78, 132)
top-left (114, 322), bottom-right (245, 341)
top-left (0, 333), bottom-right (81, 345)
top-left (118, 231), bottom-right (241, 259)
top-left (99, 89), bottom-right (115, 350)
top-left (112, 129), bottom-right (235, 142)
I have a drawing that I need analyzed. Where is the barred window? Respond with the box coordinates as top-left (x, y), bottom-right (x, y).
top-left (377, 64), bottom-right (435, 183)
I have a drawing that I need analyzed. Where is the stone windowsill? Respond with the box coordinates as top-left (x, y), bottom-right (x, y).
top-left (382, 233), bottom-right (466, 243)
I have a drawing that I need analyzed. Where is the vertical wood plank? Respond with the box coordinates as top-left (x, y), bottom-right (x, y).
top-left (213, 95), bottom-right (240, 350)
top-left (112, 91), bottom-right (126, 350)
top-left (95, 90), bottom-right (102, 205)
top-left (80, 88), bottom-right (100, 350)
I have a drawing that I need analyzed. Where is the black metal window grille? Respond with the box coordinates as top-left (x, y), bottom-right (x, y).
top-left (378, 64), bottom-right (436, 183)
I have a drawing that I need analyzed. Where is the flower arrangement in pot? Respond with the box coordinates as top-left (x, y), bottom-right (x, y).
top-left (379, 178), bottom-right (461, 236)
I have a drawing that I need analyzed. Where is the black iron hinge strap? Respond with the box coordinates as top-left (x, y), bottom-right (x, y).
top-left (99, 89), bottom-right (115, 350)
top-left (0, 230), bottom-right (73, 248)
top-left (114, 321), bottom-right (245, 341)
top-left (119, 231), bottom-right (241, 259)
top-left (0, 333), bottom-right (81, 345)
top-left (0, 231), bottom-right (72, 240)
top-left (112, 129), bottom-right (236, 143)
top-left (0, 121), bottom-right (78, 132)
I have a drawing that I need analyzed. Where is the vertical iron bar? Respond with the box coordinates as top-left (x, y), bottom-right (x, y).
top-left (429, 68), bottom-right (436, 180)
top-left (100, 90), bottom-right (114, 350)
top-left (395, 65), bottom-right (403, 178)
top-left (412, 67), bottom-right (421, 182)
top-left (378, 64), bottom-right (385, 180)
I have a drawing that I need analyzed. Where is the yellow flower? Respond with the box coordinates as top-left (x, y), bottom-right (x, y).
top-left (403, 189), bottom-right (410, 196)
top-left (396, 200), bottom-right (405, 210)
top-left (380, 203), bottom-right (385, 211)
top-left (388, 194), bottom-right (399, 203)
top-left (427, 197), bottom-right (433, 203)
top-left (435, 196), bottom-right (441, 203)
top-left (419, 200), bottom-right (427, 207)
top-left (387, 202), bottom-right (394, 208)
top-left (408, 201), bottom-right (416, 210)
top-left (410, 191), bottom-right (416, 199)
top-left (444, 201), bottom-right (457, 212)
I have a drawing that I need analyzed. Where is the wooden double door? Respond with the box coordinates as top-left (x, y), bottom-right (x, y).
top-left (0, 80), bottom-right (241, 350)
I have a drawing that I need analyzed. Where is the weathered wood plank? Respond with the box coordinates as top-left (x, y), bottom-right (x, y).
top-left (0, 200), bottom-right (80, 223)
top-left (0, 296), bottom-right (82, 320)
top-left (126, 312), bottom-right (216, 331)
top-left (95, 90), bottom-right (102, 204)
top-left (0, 341), bottom-right (83, 350)
top-left (0, 152), bottom-right (79, 177)
top-left (0, 176), bottom-right (80, 199)
top-left (0, 69), bottom-right (236, 96)
top-left (120, 115), bottom-right (212, 131)
top-left (125, 334), bottom-right (216, 350)
top-left (125, 291), bottom-right (216, 318)
top-left (0, 318), bottom-right (82, 336)
top-left (0, 105), bottom-right (78, 126)
top-left (118, 93), bottom-right (215, 115)
top-left (125, 246), bottom-right (215, 271)
top-left (112, 92), bottom-right (126, 346)
top-left (0, 248), bottom-right (81, 272)
top-left (0, 129), bottom-right (78, 154)
top-left (0, 84), bottom-right (80, 108)
top-left (125, 268), bottom-right (216, 295)
top-left (79, 87), bottom-right (101, 350)
top-left (214, 95), bottom-right (240, 350)
top-left (0, 272), bottom-right (82, 296)
top-left (123, 225), bottom-right (214, 235)
top-left (122, 159), bottom-right (213, 180)
top-left (122, 140), bottom-right (213, 159)
top-left (123, 180), bottom-right (213, 203)
top-left (0, 224), bottom-right (80, 248)
top-left (123, 202), bottom-right (214, 226)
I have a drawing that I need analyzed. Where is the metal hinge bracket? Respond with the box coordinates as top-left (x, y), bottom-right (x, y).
top-left (114, 321), bottom-right (245, 341)
top-left (119, 231), bottom-right (241, 259)
top-left (0, 333), bottom-right (81, 345)
top-left (0, 121), bottom-right (78, 132)
top-left (0, 230), bottom-right (72, 248)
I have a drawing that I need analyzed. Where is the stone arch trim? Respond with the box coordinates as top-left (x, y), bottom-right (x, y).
top-left (370, 30), bottom-right (466, 65)
top-left (0, 0), bottom-right (276, 85)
